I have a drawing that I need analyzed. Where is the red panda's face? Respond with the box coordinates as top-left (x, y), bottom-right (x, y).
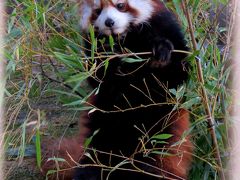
top-left (80, 0), bottom-right (155, 35)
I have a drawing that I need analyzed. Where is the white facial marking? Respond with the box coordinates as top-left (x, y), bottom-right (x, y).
top-left (94, 6), bottom-right (133, 35)
top-left (112, 0), bottom-right (126, 3)
top-left (128, 0), bottom-right (154, 24)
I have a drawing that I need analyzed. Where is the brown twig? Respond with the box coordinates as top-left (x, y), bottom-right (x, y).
top-left (39, 60), bottom-right (83, 97)
top-left (182, 1), bottom-right (225, 180)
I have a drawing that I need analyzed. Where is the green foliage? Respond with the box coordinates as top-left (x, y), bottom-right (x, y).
top-left (5, 0), bottom-right (231, 179)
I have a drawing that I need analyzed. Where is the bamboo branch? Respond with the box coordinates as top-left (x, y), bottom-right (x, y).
top-left (182, 1), bottom-right (225, 180)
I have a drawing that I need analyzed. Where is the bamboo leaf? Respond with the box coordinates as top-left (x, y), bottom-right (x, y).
top-left (151, 134), bottom-right (173, 140)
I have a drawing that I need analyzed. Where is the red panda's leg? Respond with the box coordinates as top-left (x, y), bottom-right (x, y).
top-left (41, 109), bottom-right (90, 180)
top-left (156, 109), bottom-right (193, 179)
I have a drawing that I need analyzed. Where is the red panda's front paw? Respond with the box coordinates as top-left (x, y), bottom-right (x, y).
top-left (151, 39), bottom-right (174, 68)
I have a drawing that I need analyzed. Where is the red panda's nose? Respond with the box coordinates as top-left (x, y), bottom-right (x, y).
top-left (105, 18), bottom-right (115, 27)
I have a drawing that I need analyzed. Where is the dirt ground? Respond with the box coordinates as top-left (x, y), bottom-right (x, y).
top-left (4, 95), bottom-right (80, 180)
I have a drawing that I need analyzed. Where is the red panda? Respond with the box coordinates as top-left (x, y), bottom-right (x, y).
top-left (42, 0), bottom-right (193, 179)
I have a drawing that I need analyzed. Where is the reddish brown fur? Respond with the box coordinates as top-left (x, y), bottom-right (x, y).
top-left (41, 109), bottom-right (90, 179)
top-left (151, 0), bottom-right (165, 13)
top-left (126, 3), bottom-right (139, 17)
top-left (41, 137), bottom-right (82, 180)
top-left (101, 0), bottom-right (114, 7)
top-left (100, 0), bottom-right (139, 17)
top-left (157, 109), bottom-right (192, 179)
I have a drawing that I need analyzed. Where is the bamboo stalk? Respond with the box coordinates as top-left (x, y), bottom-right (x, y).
top-left (182, 1), bottom-right (225, 180)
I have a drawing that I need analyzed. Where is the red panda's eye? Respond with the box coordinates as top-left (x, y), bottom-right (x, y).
top-left (116, 3), bottom-right (126, 11)
top-left (95, 8), bottom-right (102, 15)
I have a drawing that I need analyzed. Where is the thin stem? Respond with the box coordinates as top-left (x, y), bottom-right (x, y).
top-left (182, 1), bottom-right (225, 180)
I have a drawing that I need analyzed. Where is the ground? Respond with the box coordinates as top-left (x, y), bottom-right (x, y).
top-left (4, 93), bottom-right (80, 180)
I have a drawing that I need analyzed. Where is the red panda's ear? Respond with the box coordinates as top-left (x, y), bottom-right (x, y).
top-left (79, 0), bottom-right (93, 31)
top-left (149, 0), bottom-right (165, 13)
